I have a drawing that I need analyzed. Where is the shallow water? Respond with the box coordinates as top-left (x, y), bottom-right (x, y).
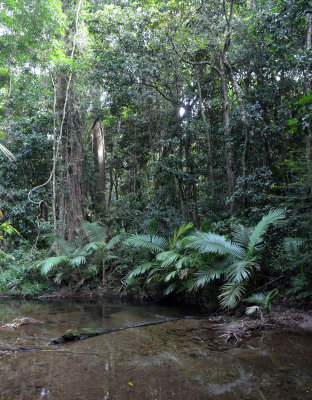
top-left (0, 299), bottom-right (311, 400)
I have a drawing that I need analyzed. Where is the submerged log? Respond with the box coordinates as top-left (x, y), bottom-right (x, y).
top-left (51, 317), bottom-right (188, 344)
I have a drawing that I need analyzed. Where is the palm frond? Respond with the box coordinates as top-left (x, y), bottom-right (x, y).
top-left (175, 255), bottom-right (195, 269)
top-left (232, 224), bottom-right (252, 249)
top-left (163, 282), bottom-right (178, 295)
top-left (226, 258), bottom-right (258, 283)
top-left (54, 236), bottom-right (76, 256)
top-left (40, 256), bottom-right (70, 275)
top-left (246, 305), bottom-right (261, 315)
top-left (127, 262), bottom-right (157, 280)
top-left (156, 250), bottom-right (179, 268)
top-left (189, 264), bottom-right (226, 290)
top-left (125, 234), bottom-right (168, 253)
top-left (0, 142), bottom-right (16, 161)
top-left (83, 221), bottom-right (107, 243)
top-left (106, 234), bottom-right (121, 250)
top-left (248, 209), bottom-right (285, 254)
top-left (70, 255), bottom-right (86, 267)
top-left (186, 232), bottom-right (245, 258)
top-left (164, 270), bottom-right (179, 282)
top-left (243, 292), bottom-right (266, 305)
top-left (219, 282), bottom-right (246, 309)
top-left (83, 242), bottom-right (101, 253)
top-left (170, 222), bottom-right (194, 247)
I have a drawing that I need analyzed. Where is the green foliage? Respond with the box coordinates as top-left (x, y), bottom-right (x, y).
top-left (38, 237), bottom-right (93, 289)
top-left (244, 289), bottom-right (279, 318)
top-left (187, 209), bottom-right (286, 309)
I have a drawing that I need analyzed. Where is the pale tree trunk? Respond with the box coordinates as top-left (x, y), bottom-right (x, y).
top-left (93, 121), bottom-right (107, 212)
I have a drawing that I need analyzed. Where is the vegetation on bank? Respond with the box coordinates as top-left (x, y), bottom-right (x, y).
top-left (0, 0), bottom-right (311, 310)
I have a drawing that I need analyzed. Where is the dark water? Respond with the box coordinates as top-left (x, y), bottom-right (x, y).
top-left (0, 299), bottom-right (311, 400)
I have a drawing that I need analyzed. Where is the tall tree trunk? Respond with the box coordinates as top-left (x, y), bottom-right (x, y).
top-left (224, 59), bottom-right (254, 209)
top-left (58, 89), bottom-right (85, 242)
top-left (196, 68), bottom-right (215, 196)
top-left (219, 58), bottom-right (234, 203)
top-left (93, 121), bottom-right (107, 212)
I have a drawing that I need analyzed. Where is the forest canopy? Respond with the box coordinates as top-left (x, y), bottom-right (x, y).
top-left (0, 0), bottom-right (311, 306)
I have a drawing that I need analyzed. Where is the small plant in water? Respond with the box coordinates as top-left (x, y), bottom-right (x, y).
top-left (244, 289), bottom-right (279, 321)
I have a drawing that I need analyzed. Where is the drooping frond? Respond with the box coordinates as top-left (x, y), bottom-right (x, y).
top-left (219, 282), bottom-right (246, 309)
top-left (125, 234), bottom-right (168, 253)
top-left (156, 250), bottom-right (179, 268)
top-left (163, 283), bottom-right (178, 295)
top-left (164, 270), bottom-right (179, 282)
top-left (70, 255), bottom-right (86, 267)
top-left (232, 224), bottom-right (252, 249)
top-left (175, 255), bottom-right (196, 269)
top-left (127, 262), bottom-right (157, 280)
top-left (40, 256), bottom-right (70, 275)
top-left (54, 236), bottom-right (76, 256)
top-left (226, 258), bottom-right (258, 283)
top-left (248, 209), bottom-right (285, 255)
top-left (189, 264), bottom-right (226, 290)
top-left (186, 232), bottom-right (245, 259)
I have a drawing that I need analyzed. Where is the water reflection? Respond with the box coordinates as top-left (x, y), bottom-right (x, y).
top-left (0, 299), bottom-right (311, 399)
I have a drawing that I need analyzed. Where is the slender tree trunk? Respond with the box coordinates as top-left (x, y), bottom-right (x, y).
top-left (93, 121), bottom-right (107, 212)
top-left (219, 58), bottom-right (234, 203)
top-left (196, 69), bottom-right (215, 196)
top-left (224, 59), bottom-right (254, 209)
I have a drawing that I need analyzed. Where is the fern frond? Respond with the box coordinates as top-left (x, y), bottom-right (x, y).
top-left (219, 282), bottom-right (246, 309)
top-left (125, 234), bottom-right (168, 253)
top-left (40, 256), bottom-right (70, 275)
top-left (248, 209), bottom-right (285, 255)
top-left (186, 232), bottom-right (245, 258)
